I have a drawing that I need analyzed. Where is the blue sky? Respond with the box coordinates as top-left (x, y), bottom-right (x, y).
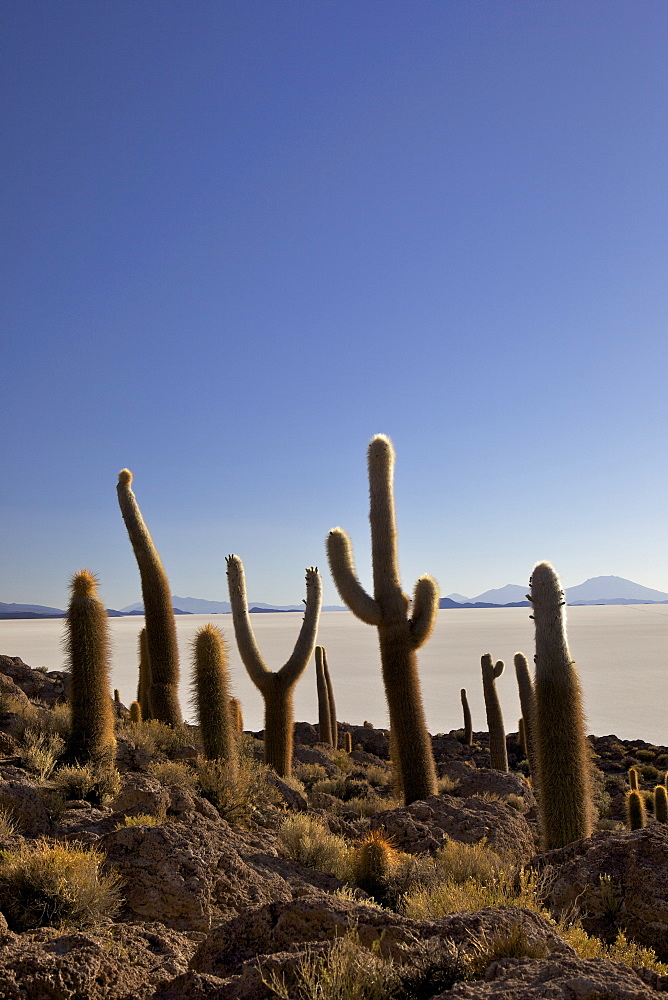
top-left (3, 1), bottom-right (667, 610)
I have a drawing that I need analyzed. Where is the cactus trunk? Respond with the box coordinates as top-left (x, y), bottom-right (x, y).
top-left (192, 624), bottom-right (237, 768)
top-left (315, 647), bottom-right (333, 746)
top-left (514, 652), bottom-right (539, 781)
top-left (460, 688), bottom-right (473, 745)
top-left (481, 654), bottom-right (508, 772)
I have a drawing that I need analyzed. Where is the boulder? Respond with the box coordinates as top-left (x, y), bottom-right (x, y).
top-left (538, 825), bottom-right (668, 960)
top-left (0, 780), bottom-right (51, 836)
top-left (0, 656), bottom-right (69, 706)
top-left (369, 794), bottom-right (535, 861)
top-left (440, 762), bottom-right (536, 808)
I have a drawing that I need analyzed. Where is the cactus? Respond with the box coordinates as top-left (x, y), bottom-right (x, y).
top-left (65, 570), bottom-right (116, 766)
top-left (323, 646), bottom-right (338, 749)
top-left (530, 561), bottom-right (592, 850)
top-left (315, 646), bottom-right (333, 746)
top-left (130, 701), bottom-right (142, 724)
top-left (117, 470), bottom-right (181, 726)
top-left (514, 652), bottom-right (539, 781)
top-left (518, 717), bottom-right (526, 753)
top-left (460, 688), bottom-right (473, 745)
top-left (654, 785), bottom-right (668, 824)
top-left (352, 830), bottom-right (397, 901)
top-left (137, 627), bottom-right (152, 721)
top-left (229, 697), bottom-right (244, 734)
top-left (626, 789), bottom-right (646, 830)
top-left (481, 654), bottom-right (508, 772)
top-left (344, 731), bottom-right (353, 754)
top-left (192, 624), bottom-right (238, 768)
top-left (628, 767), bottom-right (639, 791)
top-left (226, 556), bottom-right (321, 778)
top-left (327, 435), bottom-right (438, 805)
top-left (388, 728), bottom-right (403, 797)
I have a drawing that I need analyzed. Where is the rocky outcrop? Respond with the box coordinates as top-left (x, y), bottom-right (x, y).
top-left (0, 656), bottom-right (69, 707)
top-left (538, 825), bottom-right (668, 961)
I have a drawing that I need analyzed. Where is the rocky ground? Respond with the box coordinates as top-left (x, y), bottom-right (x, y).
top-left (0, 653), bottom-right (666, 999)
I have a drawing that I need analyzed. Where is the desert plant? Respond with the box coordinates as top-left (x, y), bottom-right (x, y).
top-left (344, 731), bottom-right (353, 754)
top-left (654, 784), bottom-right (668, 823)
top-left (116, 469), bottom-right (181, 726)
top-left (65, 570), bottom-right (116, 767)
top-left (481, 654), bottom-right (508, 772)
top-left (229, 697), bottom-right (244, 733)
top-left (0, 839), bottom-right (121, 931)
top-left (147, 759), bottom-right (197, 789)
top-left (323, 647), bottom-right (338, 749)
top-left (19, 730), bottom-right (65, 781)
top-left (315, 646), bottom-right (333, 746)
top-left (529, 562), bottom-right (592, 850)
top-left (123, 812), bottom-right (166, 827)
top-left (514, 652), bottom-right (539, 780)
top-left (191, 623), bottom-right (238, 768)
top-left (197, 750), bottom-right (280, 826)
top-left (351, 829), bottom-right (398, 900)
top-left (327, 435), bottom-right (438, 805)
top-left (129, 701), bottom-right (142, 724)
top-left (137, 627), bottom-right (151, 721)
top-left (226, 556), bottom-right (321, 778)
top-left (277, 814), bottom-right (349, 877)
top-left (628, 767), bottom-right (639, 790)
top-left (53, 763), bottom-right (120, 805)
top-left (460, 688), bottom-right (473, 745)
top-left (626, 788), bottom-right (646, 830)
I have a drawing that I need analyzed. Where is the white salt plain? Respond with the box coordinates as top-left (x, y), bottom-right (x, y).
top-left (1, 604), bottom-right (666, 744)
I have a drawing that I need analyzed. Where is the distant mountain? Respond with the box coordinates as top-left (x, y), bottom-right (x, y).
top-left (445, 593), bottom-right (471, 604)
top-left (565, 576), bottom-right (668, 605)
top-left (0, 602), bottom-right (65, 616)
top-left (120, 596), bottom-right (344, 614)
top-left (469, 584), bottom-right (527, 605)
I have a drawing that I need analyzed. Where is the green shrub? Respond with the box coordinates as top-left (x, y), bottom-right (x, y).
top-left (53, 764), bottom-right (121, 805)
top-left (277, 814), bottom-right (349, 878)
top-left (0, 840), bottom-right (121, 930)
top-left (640, 765), bottom-right (659, 782)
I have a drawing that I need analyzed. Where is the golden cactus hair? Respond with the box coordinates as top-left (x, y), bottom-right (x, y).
top-left (191, 624), bottom-right (238, 768)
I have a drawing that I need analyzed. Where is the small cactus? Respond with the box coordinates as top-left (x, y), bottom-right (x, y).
top-left (626, 789), bottom-right (646, 830)
top-left (344, 731), bottom-right (353, 754)
top-left (117, 470), bottom-right (181, 726)
top-left (192, 624), bottom-right (237, 768)
top-left (514, 652), bottom-right (539, 781)
top-left (352, 829), bottom-right (397, 900)
top-left (481, 654), bottom-right (508, 772)
top-left (327, 435), bottom-right (438, 805)
top-left (229, 697), bottom-right (244, 734)
top-left (654, 785), bottom-right (668, 824)
top-left (129, 701), bottom-right (142, 724)
top-left (628, 767), bottom-right (639, 791)
top-left (65, 570), bottom-right (116, 766)
top-left (460, 688), bottom-right (473, 746)
top-left (226, 556), bottom-right (321, 778)
top-left (315, 646), bottom-right (333, 746)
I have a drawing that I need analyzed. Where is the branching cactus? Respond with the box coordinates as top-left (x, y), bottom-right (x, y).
top-left (137, 627), bottom-right (151, 721)
top-left (481, 654), bottom-right (508, 772)
top-left (192, 624), bottom-right (238, 768)
top-left (530, 561), bottom-right (592, 850)
top-left (226, 556), bottom-right (321, 777)
top-left (315, 646), bottom-right (333, 746)
top-left (65, 570), bottom-right (116, 766)
top-left (460, 688), bottom-right (473, 746)
top-left (327, 435), bottom-right (438, 805)
top-left (514, 652), bottom-right (539, 781)
top-left (117, 470), bottom-right (182, 727)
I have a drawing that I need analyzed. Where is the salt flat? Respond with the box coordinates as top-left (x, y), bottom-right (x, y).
top-left (1, 604), bottom-right (666, 743)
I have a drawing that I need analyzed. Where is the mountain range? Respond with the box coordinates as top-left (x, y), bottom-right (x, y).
top-left (2, 576), bottom-right (667, 619)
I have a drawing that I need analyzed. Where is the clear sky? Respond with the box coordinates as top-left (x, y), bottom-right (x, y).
top-left (3, 1), bottom-right (667, 611)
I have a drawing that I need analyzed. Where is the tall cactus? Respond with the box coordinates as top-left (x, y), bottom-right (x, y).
top-left (481, 654), bottom-right (508, 772)
top-left (315, 646), bottom-right (333, 746)
top-left (192, 624), bottom-right (237, 768)
top-left (460, 688), bottom-right (473, 745)
top-left (116, 470), bottom-right (181, 727)
top-left (65, 570), bottom-right (116, 765)
top-left (327, 435), bottom-right (438, 805)
top-left (322, 646), bottom-right (338, 749)
top-left (226, 556), bottom-right (321, 777)
top-left (530, 561), bottom-right (592, 850)
top-left (514, 652), bottom-right (539, 781)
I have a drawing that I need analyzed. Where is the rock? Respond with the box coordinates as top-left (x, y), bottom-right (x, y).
top-left (369, 794), bottom-right (535, 861)
top-left (440, 762), bottom-right (536, 807)
top-left (265, 772), bottom-right (307, 811)
top-left (0, 656), bottom-right (69, 706)
top-left (0, 920), bottom-right (201, 1000)
top-left (110, 774), bottom-right (170, 817)
top-left (435, 956), bottom-right (668, 998)
top-left (191, 897), bottom-right (571, 979)
top-left (0, 780), bottom-right (51, 836)
top-left (538, 825), bottom-right (668, 960)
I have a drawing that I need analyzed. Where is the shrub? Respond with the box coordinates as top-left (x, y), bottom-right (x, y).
top-left (147, 760), bottom-right (197, 790)
top-left (434, 839), bottom-right (504, 884)
top-left (437, 776), bottom-right (460, 796)
top-left (0, 840), bottom-right (121, 930)
top-left (123, 812), bottom-right (166, 827)
top-left (19, 730), bottom-right (65, 781)
top-left (197, 754), bottom-right (279, 826)
top-left (364, 765), bottom-right (392, 789)
top-left (277, 814), bottom-right (349, 878)
top-left (402, 868), bottom-right (538, 920)
top-left (505, 794), bottom-right (528, 813)
top-left (293, 763), bottom-right (329, 786)
top-left (640, 765), bottom-right (659, 782)
top-left (53, 764), bottom-right (121, 805)
top-left (124, 719), bottom-right (198, 758)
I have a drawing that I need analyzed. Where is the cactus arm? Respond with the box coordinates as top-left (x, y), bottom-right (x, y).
top-left (409, 575), bottom-right (439, 649)
top-left (327, 528), bottom-right (382, 625)
top-left (368, 435), bottom-right (402, 607)
top-left (493, 659), bottom-right (505, 679)
top-left (279, 567), bottom-right (322, 686)
top-left (225, 555), bottom-right (271, 691)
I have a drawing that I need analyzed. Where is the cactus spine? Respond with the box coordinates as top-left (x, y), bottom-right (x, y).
top-left (315, 646), bottom-right (333, 746)
top-left (514, 652), bottom-right (539, 781)
top-left (530, 561), bottom-right (592, 850)
top-left (192, 624), bottom-right (238, 768)
top-left (460, 688), bottom-right (473, 746)
top-left (137, 627), bottom-right (152, 721)
top-left (626, 789), bottom-right (646, 830)
top-left (226, 556), bottom-right (321, 778)
top-left (117, 470), bottom-right (181, 726)
top-left (654, 785), bottom-right (668, 824)
top-left (481, 654), bottom-right (508, 772)
top-left (327, 435), bottom-right (438, 805)
top-left (65, 570), bottom-right (116, 766)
